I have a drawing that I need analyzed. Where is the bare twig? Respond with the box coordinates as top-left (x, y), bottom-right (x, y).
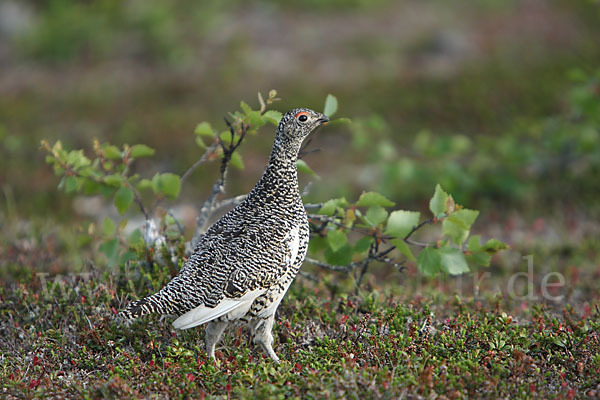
top-left (297, 270), bottom-right (319, 282)
top-left (355, 240), bottom-right (378, 291)
top-left (298, 129), bottom-right (322, 159)
top-left (128, 182), bottom-right (149, 220)
top-left (404, 218), bottom-right (435, 241)
top-left (193, 177), bottom-right (226, 244)
top-left (191, 119), bottom-right (249, 247)
top-left (301, 182), bottom-right (313, 197)
top-left (167, 210), bottom-right (185, 235)
top-left (373, 255), bottom-right (406, 272)
top-left (304, 202), bottom-right (323, 210)
top-left (308, 214), bottom-right (374, 236)
top-left (378, 218), bottom-right (435, 258)
top-left (304, 256), bottom-right (361, 273)
top-left (213, 194), bottom-right (247, 211)
top-left (180, 142), bottom-right (219, 184)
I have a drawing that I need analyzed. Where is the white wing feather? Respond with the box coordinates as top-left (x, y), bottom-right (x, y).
top-left (172, 289), bottom-right (264, 330)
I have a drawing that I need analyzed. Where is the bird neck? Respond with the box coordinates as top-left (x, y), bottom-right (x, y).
top-left (248, 136), bottom-right (301, 203)
top-left (268, 135), bottom-right (302, 165)
top-left (263, 137), bottom-right (301, 184)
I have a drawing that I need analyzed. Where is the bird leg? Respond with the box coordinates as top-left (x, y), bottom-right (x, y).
top-left (251, 314), bottom-right (280, 364)
top-left (205, 321), bottom-right (228, 360)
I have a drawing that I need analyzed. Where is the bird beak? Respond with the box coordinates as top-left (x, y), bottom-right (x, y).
top-left (317, 115), bottom-right (330, 125)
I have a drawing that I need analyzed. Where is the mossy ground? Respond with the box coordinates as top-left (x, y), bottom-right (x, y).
top-left (1, 218), bottom-right (599, 399)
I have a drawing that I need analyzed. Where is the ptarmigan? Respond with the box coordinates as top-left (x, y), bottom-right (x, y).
top-left (120, 108), bottom-right (329, 363)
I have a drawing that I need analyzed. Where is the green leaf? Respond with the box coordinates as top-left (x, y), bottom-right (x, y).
top-left (308, 236), bottom-right (328, 254)
top-left (103, 174), bottom-right (123, 187)
top-left (262, 110), bottom-right (283, 126)
top-left (443, 209), bottom-right (479, 246)
top-left (324, 244), bottom-right (353, 266)
top-left (391, 238), bottom-right (416, 262)
top-left (137, 179), bottom-right (153, 191)
top-left (130, 144), bottom-right (155, 158)
top-left (240, 101), bottom-right (252, 115)
top-left (64, 176), bottom-right (80, 193)
top-left (119, 250), bottom-right (137, 265)
top-left (129, 229), bottom-right (144, 247)
top-left (114, 186), bottom-right (134, 214)
top-left (417, 247), bottom-right (441, 277)
top-left (66, 150), bottom-right (91, 169)
top-left (365, 206), bottom-right (388, 226)
top-left (446, 209), bottom-right (479, 230)
top-left (467, 235), bottom-right (482, 252)
top-left (323, 94), bottom-right (338, 117)
top-left (82, 178), bottom-right (101, 195)
top-left (439, 247), bottom-right (470, 275)
top-left (318, 198), bottom-right (348, 216)
top-left (443, 219), bottom-right (469, 246)
top-left (385, 210), bottom-right (420, 238)
top-left (99, 238), bottom-right (119, 261)
top-left (296, 159), bottom-right (316, 176)
top-left (353, 236), bottom-right (374, 254)
top-left (247, 111), bottom-right (265, 127)
top-left (102, 145), bottom-right (122, 160)
top-left (429, 184), bottom-right (450, 218)
top-left (194, 122), bottom-right (214, 137)
top-left (355, 191), bottom-right (395, 208)
top-left (101, 217), bottom-right (115, 238)
top-left (118, 218), bottom-right (129, 231)
top-left (482, 238), bottom-right (509, 252)
top-left (151, 173), bottom-right (161, 194)
top-left (230, 152), bottom-right (244, 169)
top-left (159, 173), bottom-right (181, 199)
top-left (467, 252), bottom-right (492, 267)
top-left (327, 229), bottom-right (348, 252)
top-left (195, 136), bottom-right (207, 149)
top-left (219, 131), bottom-right (233, 146)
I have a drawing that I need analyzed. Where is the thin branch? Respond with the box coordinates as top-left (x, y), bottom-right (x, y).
top-left (304, 202), bottom-right (323, 210)
top-left (372, 254), bottom-right (406, 272)
top-left (308, 214), bottom-right (374, 236)
top-left (46, 148), bottom-right (152, 220)
top-left (213, 194), bottom-right (247, 211)
top-left (192, 176), bottom-right (226, 246)
top-left (297, 270), bottom-right (319, 282)
top-left (404, 218), bottom-right (435, 241)
top-left (301, 182), bottom-right (313, 197)
top-left (355, 240), bottom-right (378, 291)
top-left (304, 256), bottom-right (361, 273)
top-left (378, 218), bottom-right (436, 258)
top-left (167, 210), bottom-right (185, 235)
top-left (180, 142), bottom-right (219, 184)
top-left (298, 128), bottom-right (323, 159)
top-left (127, 182), bottom-right (149, 220)
top-left (191, 119), bottom-right (250, 247)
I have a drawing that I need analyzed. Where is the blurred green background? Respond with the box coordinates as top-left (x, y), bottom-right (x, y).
top-left (1, 0), bottom-right (599, 272)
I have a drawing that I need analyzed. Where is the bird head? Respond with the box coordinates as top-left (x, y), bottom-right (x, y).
top-left (276, 108), bottom-right (329, 143)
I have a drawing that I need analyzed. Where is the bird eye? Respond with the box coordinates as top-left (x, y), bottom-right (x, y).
top-left (296, 112), bottom-right (308, 122)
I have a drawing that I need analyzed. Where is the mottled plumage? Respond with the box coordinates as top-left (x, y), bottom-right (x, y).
top-left (120, 108), bottom-right (328, 362)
